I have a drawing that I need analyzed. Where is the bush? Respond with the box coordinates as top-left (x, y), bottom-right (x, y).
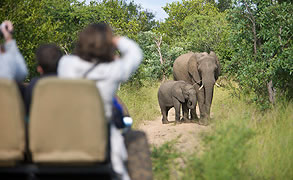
top-left (182, 118), bottom-right (254, 180)
top-left (227, 1), bottom-right (293, 106)
top-left (152, 139), bottom-right (181, 180)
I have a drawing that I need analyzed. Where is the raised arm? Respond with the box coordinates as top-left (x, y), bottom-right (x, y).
top-left (111, 37), bottom-right (143, 81)
top-left (1, 20), bottom-right (27, 82)
top-left (4, 40), bottom-right (28, 82)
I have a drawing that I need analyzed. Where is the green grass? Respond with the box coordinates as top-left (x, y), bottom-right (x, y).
top-left (180, 86), bottom-right (293, 180)
top-left (126, 80), bottom-right (292, 179)
top-left (118, 80), bottom-right (293, 179)
top-left (210, 87), bottom-right (293, 180)
top-left (117, 81), bottom-right (161, 128)
top-left (151, 139), bottom-right (182, 180)
top-left (246, 102), bottom-right (293, 179)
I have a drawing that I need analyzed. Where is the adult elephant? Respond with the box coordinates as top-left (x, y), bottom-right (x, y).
top-left (173, 51), bottom-right (220, 124)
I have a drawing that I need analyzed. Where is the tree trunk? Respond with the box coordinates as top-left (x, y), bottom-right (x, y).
top-left (267, 80), bottom-right (276, 104)
top-left (155, 35), bottom-right (166, 81)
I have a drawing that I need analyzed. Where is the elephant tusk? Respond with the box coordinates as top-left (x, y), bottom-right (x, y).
top-left (199, 84), bottom-right (204, 90)
top-left (215, 82), bottom-right (220, 87)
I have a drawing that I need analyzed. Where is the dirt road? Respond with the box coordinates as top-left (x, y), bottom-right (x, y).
top-left (138, 108), bottom-right (210, 153)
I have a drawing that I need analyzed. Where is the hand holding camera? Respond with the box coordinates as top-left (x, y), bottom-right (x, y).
top-left (0, 20), bottom-right (13, 42)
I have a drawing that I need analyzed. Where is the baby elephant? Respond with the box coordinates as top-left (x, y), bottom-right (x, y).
top-left (158, 80), bottom-right (197, 124)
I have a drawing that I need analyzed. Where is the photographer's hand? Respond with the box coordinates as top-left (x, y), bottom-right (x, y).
top-left (1, 20), bottom-right (13, 42)
top-left (112, 36), bottom-right (120, 48)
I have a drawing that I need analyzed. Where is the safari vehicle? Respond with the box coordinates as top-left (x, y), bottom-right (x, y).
top-left (0, 78), bottom-right (152, 180)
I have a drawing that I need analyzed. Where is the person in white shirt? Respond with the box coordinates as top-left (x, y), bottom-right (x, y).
top-left (58, 23), bottom-right (143, 180)
top-left (0, 20), bottom-right (27, 82)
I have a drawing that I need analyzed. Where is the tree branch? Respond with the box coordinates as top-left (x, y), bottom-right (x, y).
top-left (154, 35), bottom-right (163, 65)
top-left (244, 0), bottom-right (257, 55)
top-left (60, 44), bottom-right (69, 55)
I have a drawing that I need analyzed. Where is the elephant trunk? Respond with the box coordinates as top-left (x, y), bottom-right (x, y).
top-left (187, 96), bottom-right (196, 110)
top-left (203, 82), bottom-right (215, 118)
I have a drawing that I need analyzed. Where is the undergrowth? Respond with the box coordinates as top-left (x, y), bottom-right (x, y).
top-left (152, 139), bottom-right (182, 180)
top-left (139, 80), bottom-right (293, 180)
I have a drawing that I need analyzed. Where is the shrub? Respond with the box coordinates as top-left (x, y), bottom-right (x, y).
top-left (152, 139), bottom-right (181, 180)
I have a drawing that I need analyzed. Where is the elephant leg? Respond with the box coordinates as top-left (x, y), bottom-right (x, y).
top-left (173, 100), bottom-right (181, 124)
top-left (165, 107), bottom-right (172, 122)
top-left (190, 98), bottom-right (198, 120)
top-left (181, 103), bottom-right (189, 122)
top-left (160, 105), bottom-right (169, 124)
top-left (191, 109), bottom-right (198, 119)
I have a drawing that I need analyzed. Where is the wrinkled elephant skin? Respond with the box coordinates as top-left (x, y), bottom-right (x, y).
top-left (158, 80), bottom-right (197, 124)
top-left (173, 52), bottom-right (220, 124)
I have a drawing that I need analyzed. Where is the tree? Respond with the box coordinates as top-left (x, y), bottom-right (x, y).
top-left (159, 0), bottom-right (218, 44)
top-left (158, 0), bottom-right (231, 74)
top-left (0, 0), bottom-right (156, 80)
top-left (227, 0), bottom-right (293, 105)
top-left (217, 0), bottom-right (233, 12)
top-left (136, 31), bottom-right (185, 81)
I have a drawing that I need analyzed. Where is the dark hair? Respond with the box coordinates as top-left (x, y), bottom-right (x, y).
top-left (74, 23), bottom-right (115, 63)
top-left (36, 44), bottom-right (63, 74)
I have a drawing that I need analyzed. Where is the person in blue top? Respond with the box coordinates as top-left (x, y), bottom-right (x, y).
top-left (0, 20), bottom-right (27, 82)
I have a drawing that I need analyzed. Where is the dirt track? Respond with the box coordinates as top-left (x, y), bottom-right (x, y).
top-left (138, 108), bottom-right (210, 153)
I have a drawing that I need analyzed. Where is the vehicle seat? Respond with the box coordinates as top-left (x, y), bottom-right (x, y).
top-left (0, 79), bottom-right (25, 166)
top-left (29, 78), bottom-right (108, 164)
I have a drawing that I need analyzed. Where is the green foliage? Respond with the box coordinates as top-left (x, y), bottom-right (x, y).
top-left (227, 0), bottom-right (293, 104)
top-left (152, 139), bottom-right (181, 180)
top-left (92, 0), bottom-right (156, 40)
top-left (0, 0), bottom-right (90, 78)
top-left (217, 0), bottom-right (233, 12)
top-left (181, 12), bottom-right (232, 67)
top-left (201, 126), bottom-right (253, 180)
top-left (246, 102), bottom-right (293, 179)
top-left (158, 0), bottom-right (232, 76)
top-left (136, 31), bottom-right (186, 80)
top-left (1, 0), bottom-right (291, 105)
top-left (182, 93), bottom-right (255, 180)
top-left (0, 0), bottom-right (156, 80)
top-left (160, 0), bottom-right (219, 45)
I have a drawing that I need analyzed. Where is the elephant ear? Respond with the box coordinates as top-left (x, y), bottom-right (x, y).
top-left (171, 82), bottom-right (185, 103)
top-left (188, 54), bottom-right (201, 84)
top-left (210, 51), bottom-right (221, 79)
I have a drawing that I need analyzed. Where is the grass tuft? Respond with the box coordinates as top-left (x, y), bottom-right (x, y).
top-left (117, 81), bottom-right (161, 128)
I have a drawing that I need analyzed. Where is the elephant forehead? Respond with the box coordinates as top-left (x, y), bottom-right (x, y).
top-left (186, 86), bottom-right (196, 92)
top-left (199, 60), bottom-right (217, 69)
